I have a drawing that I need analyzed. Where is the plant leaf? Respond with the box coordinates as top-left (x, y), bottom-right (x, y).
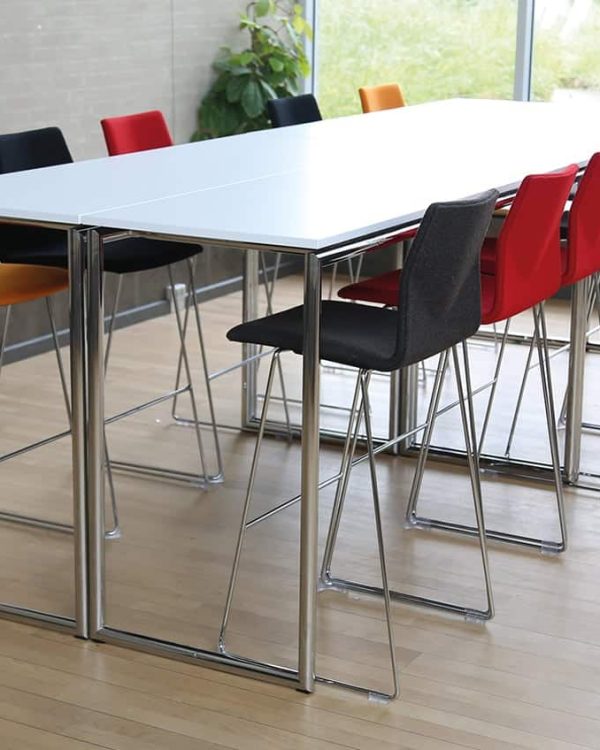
top-left (255, 0), bottom-right (270, 17)
top-left (241, 78), bottom-right (264, 118)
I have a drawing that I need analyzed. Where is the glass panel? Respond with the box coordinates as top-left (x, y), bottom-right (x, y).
top-left (532, 0), bottom-right (600, 103)
top-left (317, 0), bottom-right (518, 118)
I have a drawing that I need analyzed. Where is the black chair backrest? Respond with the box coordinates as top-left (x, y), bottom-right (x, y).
top-left (0, 127), bottom-right (73, 174)
top-left (267, 94), bottom-right (322, 128)
top-left (393, 189), bottom-right (498, 368)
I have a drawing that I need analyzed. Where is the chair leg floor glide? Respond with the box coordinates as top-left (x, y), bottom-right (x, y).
top-left (407, 305), bottom-right (567, 555)
top-left (322, 343), bottom-right (494, 625)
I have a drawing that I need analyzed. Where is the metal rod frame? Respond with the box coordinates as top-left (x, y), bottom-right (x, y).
top-left (406, 305), bottom-right (567, 555)
top-left (323, 347), bottom-right (494, 625)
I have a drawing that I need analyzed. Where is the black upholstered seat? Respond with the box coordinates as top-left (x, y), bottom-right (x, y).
top-left (0, 127), bottom-right (200, 272)
top-left (267, 94), bottom-right (322, 128)
top-left (228, 190), bottom-right (499, 371)
top-left (229, 301), bottom-right (399, 371)
top-left (0, 224), bottom-right (198, 274)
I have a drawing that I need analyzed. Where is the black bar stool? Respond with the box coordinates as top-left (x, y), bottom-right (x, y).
top-left (218, 190), bottom-right (499, 700)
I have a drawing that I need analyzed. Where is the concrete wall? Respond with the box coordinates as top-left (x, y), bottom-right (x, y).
top-left (0, 0), bottom-right (246, 158)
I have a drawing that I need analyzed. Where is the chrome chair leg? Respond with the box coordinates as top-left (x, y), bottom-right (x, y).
top-left (404, 351), bottom-right (450, 521)
top-left (104, 275), bottom-right (123, 374)
top-left (167, 264), bottom-right (211, 482)
top-left (0, 305), bottom-right (11, 372)
top-left (534, 304), bottom-right (567, 552)
top-left (324, 347), bottom-right (493, 625)
top-left (319, 371), bottom-right (365, 583)
top-left (48, 297), bottom-right (120, 538)
top-left (409, 309), bottom-right (566, 555)
top-left (185, 258), bottom-right (224, 481)
top-left (218, 351), bottom-right (280, 652)
top-left (0, 300), bottom-right (120, 538)
top-left (504, 324), bottom-right (538, 456)
top-left (558, 271), bottom-right (600, 427)
top-left (258, 253), bottom-right (292, 439)
top-left (357, 369), bottom-right (399, 699)
top-left (478, 318), bottom-right (511, 454)
top-left (107, 261), bottom-right (222, 486)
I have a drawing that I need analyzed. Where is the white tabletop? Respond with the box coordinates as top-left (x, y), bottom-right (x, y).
top-left (1, 99), bottom-right (599, 250)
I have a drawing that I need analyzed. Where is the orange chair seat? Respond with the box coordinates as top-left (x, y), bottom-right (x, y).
top-left (0, 264), bottom-right (69, 306)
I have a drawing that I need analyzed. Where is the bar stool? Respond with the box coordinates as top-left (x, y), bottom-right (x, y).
top-left (337, 165), bottom-right (578, 554)
top-left (501, 154), bottom-right (600, 449)
top-left (218, 191), bottom-right (498, 699)
top-left (99, 110), bottom-right (223, 477)
top-left (359, 82), bottom-right (406, 113)
top-left (0, 126), bottom-right (222, 508)
top-left (0, 263), bottom-right (118, 535)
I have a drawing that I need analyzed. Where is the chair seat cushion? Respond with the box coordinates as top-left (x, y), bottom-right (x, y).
top-left (227, 300), bottom-right (400, 372)
top-left (0, 225), bottom-right (200, 273)
top-left (0, 264), bottom-right (69, 306)
top-left (338, 269), bottom-right (402, 306)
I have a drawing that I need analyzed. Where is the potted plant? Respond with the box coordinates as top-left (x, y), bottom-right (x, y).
top-left (192, 1), bottom-right (312, 140)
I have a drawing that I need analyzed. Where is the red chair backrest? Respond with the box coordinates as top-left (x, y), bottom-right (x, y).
top-left (485, 164), bottom-right (578, 321)
top-left (563, 153), bottom-right (600, 286)
top-left (101, 110), bottom-right (173, 155)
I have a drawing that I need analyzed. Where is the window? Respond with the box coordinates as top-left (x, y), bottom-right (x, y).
top-left (316, 0), bottom-right (518, 117)
top-left (532, 0), bottom-right (600, 103)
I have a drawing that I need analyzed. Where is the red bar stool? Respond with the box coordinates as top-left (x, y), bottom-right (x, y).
top-left (338, 165), bottom-right (578, 554)
top-left (502, 154), bottom-right (600, 450)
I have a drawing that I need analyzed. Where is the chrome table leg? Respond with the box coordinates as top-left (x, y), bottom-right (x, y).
top-left (70, 227), bottom-right (89, 638)
top-left (298, 253), bottom-right (321, 693)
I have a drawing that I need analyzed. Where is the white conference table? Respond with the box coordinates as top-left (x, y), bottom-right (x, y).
top-left (0, 98), bottom-right (599, 694)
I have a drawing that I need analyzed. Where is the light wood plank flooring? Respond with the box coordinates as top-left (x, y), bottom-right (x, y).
top-left (0, 273), bottom-right (599, 748)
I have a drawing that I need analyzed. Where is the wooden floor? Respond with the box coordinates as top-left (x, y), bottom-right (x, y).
top-left (1, 273), bottom-right (600, 749)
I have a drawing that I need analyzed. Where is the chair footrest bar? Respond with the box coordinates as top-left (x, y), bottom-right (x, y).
top-left (110, 459), bottom-right (223, 485)
top-left (171, 415), bottom-right (254, 433)
top-left (323, 576), bottom-right (492, 621)
top-left (408, 514), bottom-right (564, 553)
top-left (0, 428), bottom-right (72, 465)
top-left (104, 386), bottom-right (189, 426)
